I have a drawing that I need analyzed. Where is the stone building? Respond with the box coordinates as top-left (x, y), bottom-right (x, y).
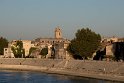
top-left (55, 27), bottom-right (62, 39)
top-left (101, 37), bottom-right (124, 61)
top-left (34, 27), bottom-right (70, 59)
top-left (101, 37), bottom-right (118, 55)
top-left (22, 40), bottom-right (34, 56)
top-left (4, 40), bottom-right (34, 58)
top-left (4, 27), bottom-right (71, 59)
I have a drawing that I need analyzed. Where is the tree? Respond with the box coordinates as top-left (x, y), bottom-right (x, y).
top-left (29, 47), bottom-right (37, 55)
top-left (67, 28), bottom-right (101, 59)
top-left (27, 47), bottom-right (37, 58)
top-left (40, 47), bottom-right (48, 57)
top-left (0, 37), bottom-right (8, 55)
top-left (11, 40), bottom-right (25, 58)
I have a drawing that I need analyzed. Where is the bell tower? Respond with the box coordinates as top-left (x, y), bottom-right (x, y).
top-left (55, 26), bottom-right (62, 39)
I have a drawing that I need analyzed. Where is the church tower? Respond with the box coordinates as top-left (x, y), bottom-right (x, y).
top-left (55, 26), bottom-right (62, 39)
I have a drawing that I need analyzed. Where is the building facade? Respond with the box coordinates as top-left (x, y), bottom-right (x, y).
top-left (4, 27), bottom-right (71, 59)
top-left (4, 40), bottom-right (33, 58)
top-left (34, 27), bottom-right (70, 59)
top-left (101, 37), bottom-right (124, 61)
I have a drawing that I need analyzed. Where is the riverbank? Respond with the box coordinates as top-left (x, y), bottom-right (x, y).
top-left (0, 58), bottom-right (124, 82)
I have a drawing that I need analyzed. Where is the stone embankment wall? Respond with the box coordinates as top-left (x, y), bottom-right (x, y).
top-left (0, 58), bottom-right (124, 82)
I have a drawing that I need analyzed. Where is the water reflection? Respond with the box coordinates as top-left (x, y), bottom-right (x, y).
top-left (0, 70), bottom-right (122, 83)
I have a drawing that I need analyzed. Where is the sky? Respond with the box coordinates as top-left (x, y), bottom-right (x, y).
top-left (0, 0), bottom-right (124, 40)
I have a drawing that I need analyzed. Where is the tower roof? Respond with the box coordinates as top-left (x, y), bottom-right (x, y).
top-left (55, 26), bottom-right (61, 31)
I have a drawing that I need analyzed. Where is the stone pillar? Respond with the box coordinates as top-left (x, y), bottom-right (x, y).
top-left (46, 45), bottom-right (52, 59)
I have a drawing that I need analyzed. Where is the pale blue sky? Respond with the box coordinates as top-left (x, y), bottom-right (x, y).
top-left (0, 0), bottom-right (124, 40)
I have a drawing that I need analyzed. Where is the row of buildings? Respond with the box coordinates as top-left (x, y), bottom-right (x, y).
top-left (4, 27), bottom-right (71, 59)
top-left (3, 27), bottom-right (124, 61)
top-left (100, 37), bottom-right (124, 61)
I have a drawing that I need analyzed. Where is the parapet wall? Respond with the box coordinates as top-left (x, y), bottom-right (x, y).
top-left (0, 58), bottom-right (123, 74)
top-left (0, 58), bottom-right (124, 82)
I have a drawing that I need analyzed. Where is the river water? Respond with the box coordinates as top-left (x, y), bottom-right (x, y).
top-left (0, 70), bottom-right (122, 83)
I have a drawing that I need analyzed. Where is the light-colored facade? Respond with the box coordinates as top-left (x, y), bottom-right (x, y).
top-left (34, 27), bottom-right (71, 59)
top-left (106, 45), bottom-right (114, 56)
top-left (101, 37), bottom-right (124, 61)
top-left (55, 27), bottom-right (62, 39)
top-left (22, 40), bottom-right (32, 56)
top-left (4, 27), bottom-right (71, 59)
top-left (4, 48), bottom-right (14, 58)
top-left (101, 37), bottom-right (117, 58)
top-left (4, 40), bottom-right (33, 58)
top-left (4, 42), bottom-right (14, 58)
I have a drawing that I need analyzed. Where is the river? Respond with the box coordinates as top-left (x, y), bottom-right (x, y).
top-left (0, 70), bottom-right (122, 83)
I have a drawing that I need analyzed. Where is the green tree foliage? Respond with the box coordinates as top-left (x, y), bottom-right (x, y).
top-left (11, 40), bottom-right (25, 58)
top-left (67, 28), bottom-right (101, 59)
top-left (0, 37), bottom-right (8, 55)
top-left (40, 47), bottom-right (48, 57)
top-left (29, 47), bottom-right (37, 56)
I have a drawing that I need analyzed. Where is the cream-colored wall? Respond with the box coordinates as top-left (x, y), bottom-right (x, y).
top-left (4, 48), bottom-right (14, 58)
top-left (55, 27), bottom-right (62, 39)
top-left (4, 40), bottom-right (33, 58)
top-left (106, 44), bottom-right (114, 56)
top-left (22, 40), bottom-right (32, 56)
